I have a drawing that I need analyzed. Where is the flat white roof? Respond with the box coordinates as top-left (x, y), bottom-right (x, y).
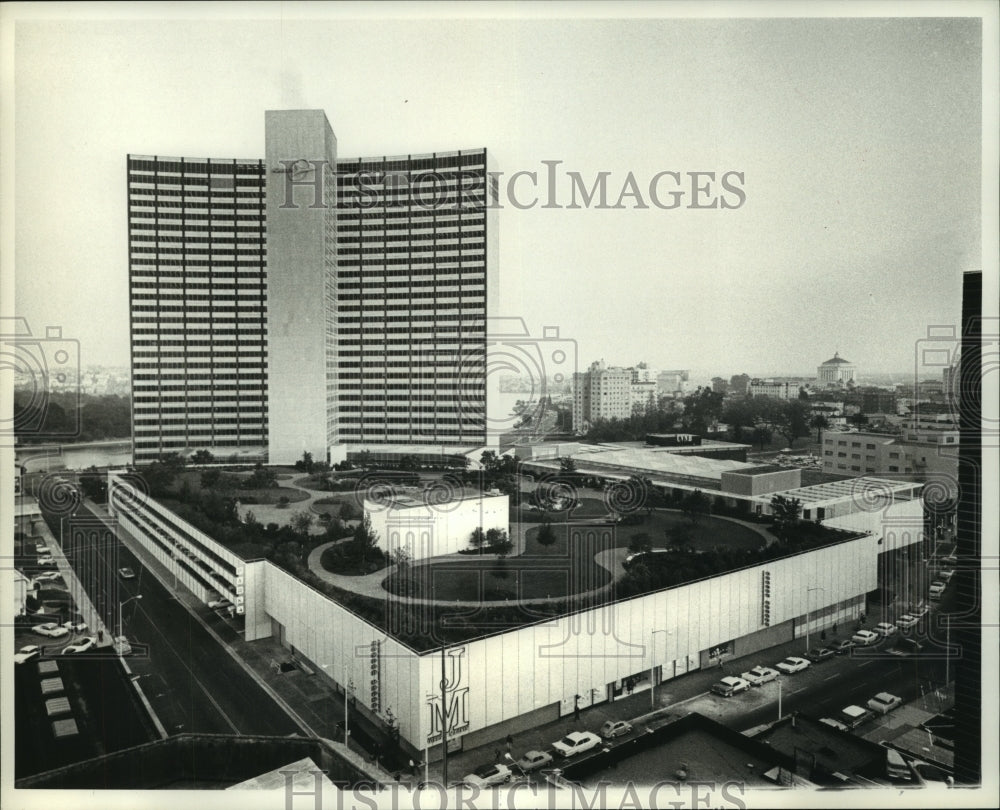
top-left (751, 476), bottom-right (921, 507)
top-left (565, 445), bottom-right (754, 481)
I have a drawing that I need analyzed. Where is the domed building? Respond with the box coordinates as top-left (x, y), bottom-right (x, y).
top-left (817, 352), bottom-right (856, 387)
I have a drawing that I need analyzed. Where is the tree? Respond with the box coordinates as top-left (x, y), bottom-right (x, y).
top-left (78, 465), bottom-right (107, 503)
top-left (559, 456), bottom-right (577, 474)
top-left (751, 422), bottom-right (773, 451)
top-left (774, 401), bottom-right (811, 447)
top-left (295, 451), bottom-right (315, 473)
top-left (536, 518), bottom-right (557, 547)
top-left (291, 511), bottom-right (313, 536)
top-left (391, 546), bottom-right (412, 572)
top-left (480, 450), bottom-right (499, 472)
top-left (770, 494), bottom-right (803, 537)
top-left (350, 514), bottom-right (380, 565)
top-left (190, 449), bottom-right (216, 465)
top-left (486, 527), bottom-right (512, 555)
top-left (681, 489), bottom-right (710, 523)
top-left (665, 522), bottom-right (693, 548)
top-left (339, 501), bottom-right (360, 521)
top-left (627, 532), bottom-right (653, 555)
top-left (469, 526), bottom-right (487, 553)
top-left (277, 495), bottom-right (290, 509)
top-left (245, 463), bottom-right (277, 490)
top-left (200, 468), bottom-right (222, 489)
top-left (810, 414), bottom-right (830, 443)
top-left (357, 449), bottom-right (373, 469)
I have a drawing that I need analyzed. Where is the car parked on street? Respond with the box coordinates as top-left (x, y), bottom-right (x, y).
top-left (62, 621), bottom-right (88, 633)
top-left (551, 731), bottom-right (602, 758)
top-left (37, 557), bottom-right (57, 567)
top-left (818, 717), bottom-right (849, 732)
top-left (873, 622), bottom-right (898, 638)
top-left (838, 704), bottom-right (875, 729)
top-left (851, 629), bottom-right (880, 646)
top-left (895, 614), bottom-right (919, 631)
top-left (32, 622), bottom-right (69, 639)
top-left (828, 639), bottom-right (855, 655)
top-left (928, 581), bottom-right (946, 599)
top-left (775, 656), bottom-right (811, 674)
top-left (805, 647), bottom-right (836, 663)
top-left (515, 750), bottom-right (553, 773)
top-left (599, 719), bottom-right (633, 739)
top-left (33, 572), bottom-right (62, 583)
top-left (711, 676), bottom-right (752, 697)
top-left (14, 645), bottom-right (42, 665)
top-left (911, 603), bottom-right (930, 618)
top-left (937, 569), bottom-right (954, 582)
top-left (741, 666), bottom-right (780, 686)
top-left (118, 567), bottom-right (136, 579)
top-left (867, 692), bottom-right (903, 715)
top-left (62, 636), bottom-right (98, 655)
top-left (207, 598), bottom-right (233, 610)
top-left (461, 763), bottom-right (511, 788)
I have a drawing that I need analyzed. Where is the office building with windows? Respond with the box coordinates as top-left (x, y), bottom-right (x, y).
top-left (127, 109), bottom-right (496, 464)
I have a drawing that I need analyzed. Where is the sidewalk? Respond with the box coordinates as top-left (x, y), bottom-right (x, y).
top-left (442, 603), bottom-right (895, 782)
top-left (87, 499), bottom-right (401, 779)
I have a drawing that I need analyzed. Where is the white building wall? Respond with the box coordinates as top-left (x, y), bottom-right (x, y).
top-left (261, 564), bottom-right (425, 746)
top-left (366, 496), bottom-right (508, 561)
top-left (412, 533), bottom-right (878, 747)
top-left (824, 498), bottom-right (924, 552)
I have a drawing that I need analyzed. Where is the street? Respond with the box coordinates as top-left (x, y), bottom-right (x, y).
top-left (50, 500), bottom-right (302, 738)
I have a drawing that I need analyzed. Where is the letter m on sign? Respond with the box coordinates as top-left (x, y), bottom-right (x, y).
top-left (427, 688), bottom-right (469, 739)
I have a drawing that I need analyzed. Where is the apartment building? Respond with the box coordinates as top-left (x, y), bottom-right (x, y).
top-left (128, 110), bottom-right (496, 465)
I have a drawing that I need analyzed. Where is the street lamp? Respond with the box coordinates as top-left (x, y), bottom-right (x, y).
top-left (342, 660), bottom-right (355, 745)
top-left (118, 594), bottom-right (142, 657)
top-left (650, 629), bottom-right (670, 710)
top-left (805, 587), bottom-right (824, 651)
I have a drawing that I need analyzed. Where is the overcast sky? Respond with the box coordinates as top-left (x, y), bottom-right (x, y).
top-left (8, 6), bottom-right (987, 380)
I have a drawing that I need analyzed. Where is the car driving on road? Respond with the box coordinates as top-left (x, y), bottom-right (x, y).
top-left (741, 666), bottom-right (780, 686)
top-left (775, 656), bottom-right (810, 674)
top-left (118, 567), bottom-right (136, 579)
top-left (551, 731), bottom-right (602, 758)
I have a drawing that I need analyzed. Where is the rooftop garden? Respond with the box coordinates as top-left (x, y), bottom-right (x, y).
top-left (121, 455), bottom-right (866, 651)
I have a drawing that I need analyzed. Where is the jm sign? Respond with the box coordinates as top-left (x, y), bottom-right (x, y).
top-left (426, 647), bottom-right (470, 745)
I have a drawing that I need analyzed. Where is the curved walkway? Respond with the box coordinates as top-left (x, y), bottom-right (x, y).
top-left (306, 506), bottom-right (780, 608)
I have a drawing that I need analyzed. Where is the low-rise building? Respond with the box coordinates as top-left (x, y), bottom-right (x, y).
top-left (821, 430), bottom-right (959, 480)
top-left (365, 492), bottom-right (508, 561)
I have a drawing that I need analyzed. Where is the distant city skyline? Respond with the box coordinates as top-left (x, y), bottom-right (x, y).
top-left (9, 11), bottom-right (983, 376)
